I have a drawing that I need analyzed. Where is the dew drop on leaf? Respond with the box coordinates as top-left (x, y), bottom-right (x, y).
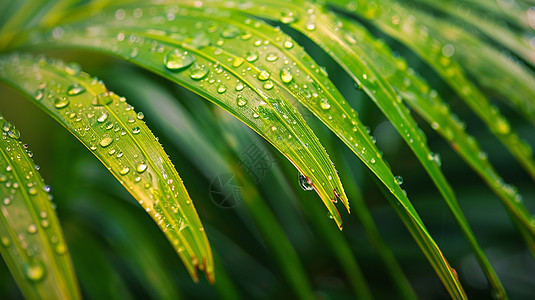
top-left (23, 261), bottom-right (45, 282)
top-left (99, 137), bottom-right (113, 148)
top-left (258, 70), bottom-right (270, 81)
top-left (298, 173), bottom-right (314, 191)
top-left (263, 81), bottom-right (274, 90)
top-left (280, 9), bottom-right (297, 24)
top-left (164, 50), bottom-right (195, 71)
top-left (233, 57), bottom-right (245, 67)
top-left (119, 166), bottom-right (130, 175)
top-left (246, 51), bottom-right (258, 62)
top-left (136, 163), bottom-right (147, 173)
top-left (280, 68), bottom-right (293, 83)
top-left (189, 64), bottom-right (209, 80)
top-left (236, 95), bottom-right (247, 107)
top-left (266, 53), bottom-right (278, 62)
top-left (217, 85), bottom-right (227, 94)
top-left (97, 113), bottom-right (108, 123)
top-left (67, 83), bottom-right (86, 96)
top-left (54, 97), bottom-right (69, 109)
top-left (283, 40), bottom-right (294, 49)
top-left (394, 175), bottom-right (404, 185)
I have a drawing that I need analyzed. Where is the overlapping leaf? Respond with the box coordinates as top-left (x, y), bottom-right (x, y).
top-left (0, 113), bottom-right (80, 299)
top-left (332, 0), bottom-right (535, 182)
top-left (0, 53), bottom-right (213, 282)
top-left (27, 4), bottom-right (351, 228)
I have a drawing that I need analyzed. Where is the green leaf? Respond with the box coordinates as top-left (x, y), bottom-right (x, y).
top-left (30, 4), bottom-right (352, 229)
top-left (209, 1), bottom-right (466, 298)
top-left (335, 0), bottom-right (535, 182)
top-left (0, 53), bottom-right (214, 283)
top-left (0, 113), bottom-right (80, 299)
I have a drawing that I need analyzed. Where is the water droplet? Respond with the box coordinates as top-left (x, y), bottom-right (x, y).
top-left (7, 129), bottom-right (20, 139)
top-left (394, 175), bottom-right (403, 185)
top-left (298, 173), bottom-right (314, 191)
top-left (67, 84), bottom-right (85, 96)
top-left (23, 261), bottom-right (45, 282)
top-left (280, 9), bottom-right (297, 24)
top-left (236, 95), bottom-right (247, 107)
top-left (137, 112), bottom-right (144, 120)
top-left (266, 53), bottom-right (278, 62)
top-left (496, 117), bottom-right (510, 134)
top-left (320, 101), bottom-right (331, 110)
top-left (54, 97), bottom-right (69, 109)
top-left (27, 224), bottom-right (37, 234)
top-left (2, 122), bottom-right (12, 132)
top-left (28, 187), bottom-right (37, 195)
top-left (220, 25), bottom-right (240, 38)
top-left (283, 40), bottom-right (294, 49)
top-left (280, 68), bottom-right (293, 83)
top-left (99, 137), bottom-right (113, 148)
top-left (232, 57), bottom-right (245, 67)
top-left (97, 113), bottom-right (108, 123)
top-left (217, 85), bottom-right (227, 94)
top-left (258, 70), bottom-right (270, 81)
top-left (263, 81), bottom-right (274, 90)
top-left (55, 243), bottom-right (66, 255)
top-left (64, 62), bottom-right (81, 76)
top-left (34, 89), bottom-right (44, 101)
top-left (1, 236), bottom-right (10, 247)
top-left (246, 51), bottom-right (258, 62)
top-left (119, 166), bottom-right (130, 175)
top-left (136, 163), bottom-right (147, 173)
top-left (189, 64), bottom-right (209, 80)
top-left (132, 127), bottom-right (141, 134)
top-left (164, 50), bottom-right (195, 71)
top-left (235, 82), bottom-right (245, 91)
top-left (305, 22), bottom-right (316, 31)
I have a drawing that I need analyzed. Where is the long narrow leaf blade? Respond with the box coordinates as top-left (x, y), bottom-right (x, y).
top-left (29, 5), bottom-right (351, 228)
top-left (0, 53), bottom-right (214, 282)
top-left (0, 113), bottom-right (80, 299)
top-left (335, 0), bottom-right (535, 181)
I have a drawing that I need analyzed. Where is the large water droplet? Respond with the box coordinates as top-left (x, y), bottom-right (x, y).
top-left (280, 69), bottom-right (293, 83)
top-left (119, 166), bottom-right (130, 175)
top-left (99, 136), bottom-right (113, 148)
top-left (246, 51), bottom-right (258, 62)
top-left (54, 97), bottom-right (69, 109)
top-left (236, 95), bottom-right (247, 107)
top-left (164, 50), bottom-right (195, 71)
top-left (394, 175), bottom-right (403, 185)
top-left (189, 64), bottom-right (209, 80)
top-left (136, 163), bottom-right (147, 173)
top-left (266, 53), bottom-right (278, 62)
top-left (298, 173), bottom-right (314, 191)
top-left (217, 85), bottom-right (227, 94)
top-left (233, 57), bottom-right (245, 67)
top-left (258, 70), bottom-right (270, 81)
top-left (23, 261), bottom-right (46, 282)
top-left (97, 113), bottom-right (108, 123)
top-left (67, 84), bottom-right (86, 96)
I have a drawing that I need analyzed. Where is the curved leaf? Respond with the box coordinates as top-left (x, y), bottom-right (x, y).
top-left (0, 113), bottom-right (80, 299)
top-left (334, 0), bottom-right (535, 181)
top-left (0, 53), bottom-right (214, 283)
top-left (27, 4), bottom-right (351, 228)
